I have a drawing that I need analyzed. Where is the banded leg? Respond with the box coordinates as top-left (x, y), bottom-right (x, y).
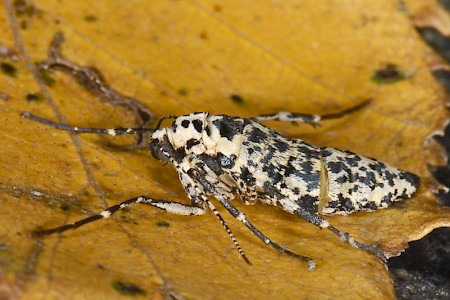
top-left (22, 112), bottom-right (153, 136)
top-left (293, 207), bottom-right (387, 262)
top-left (205, 198), bottom-right (251, 264)
top-left (33, 196), bottom-right (206, 237)
top-left (252, 99), bottom-right (370, 126)
top-left (195, 173), bottom-right (316, 270)
top-left (176, 168), bottom-right (252, 264)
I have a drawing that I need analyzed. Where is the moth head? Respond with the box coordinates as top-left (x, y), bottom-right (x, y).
top-left (150, 112), bottom-right (210, 162)
top-left (149, 129), bottom-right (172, 163)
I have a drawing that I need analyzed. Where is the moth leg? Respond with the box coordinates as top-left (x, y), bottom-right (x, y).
top-left (195, 173), bottom-right (316, 270)
top-left (204, 198), bottom-right (251, 264)
top-left (252, 99), bottom-right (370, 126)
top-left (32, 196), bottom-right (206, 237)
top-left (293, 207), bottom-right (387, 262)
top-left (178, 168), bottom-right (252, 264)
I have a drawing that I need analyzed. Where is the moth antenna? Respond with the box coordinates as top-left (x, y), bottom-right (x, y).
top-left (21, 111), bottom-right (154, 136)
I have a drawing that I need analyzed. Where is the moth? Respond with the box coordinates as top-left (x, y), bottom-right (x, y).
top-left (22, 100), bottom-right (419, 270)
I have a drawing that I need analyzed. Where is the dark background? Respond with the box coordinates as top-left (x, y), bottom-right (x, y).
top-left (388, 1), bottom-right (450, 298)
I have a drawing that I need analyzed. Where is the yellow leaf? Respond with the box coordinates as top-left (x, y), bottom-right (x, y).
top-left (1, 1), bottom-right (449, 299)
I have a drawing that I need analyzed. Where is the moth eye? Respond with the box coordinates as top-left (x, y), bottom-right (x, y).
top-left (150, 139), bottom-right (170, 162)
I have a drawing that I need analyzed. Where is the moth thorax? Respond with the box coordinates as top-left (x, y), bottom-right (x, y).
top-left (170, 113), bottom-right (208, 149)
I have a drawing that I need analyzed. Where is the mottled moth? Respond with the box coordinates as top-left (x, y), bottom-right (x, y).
top-left (23, 101), bottom-right (419, 270)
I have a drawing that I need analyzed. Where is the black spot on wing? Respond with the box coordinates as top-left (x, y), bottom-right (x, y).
top-left (275, 139), bottom-right (289, 152)
top-left (357, 170), bottom-right (377, 187)
top-left (243, 143), bottom-right (261, 156)
top-left (263, 163), bottom-right (283, 184)
top-left (295, 195), bottom-right (319, 214)
top-left (343, 151), bottom-right (362, 167)
top-left (369, 161), bottom-right (386, 176)
top-left (292, 141), bottom-right (320, 159)
top-left (240, 166), bottom-right (255, 185)
top-left (383, 170), bottom-right (395, 186)
top-left (343, 198), bottom-right (355, 212)
top-left (247, 126), bottom-right (267, 143)
top-left (181, 120), bottom-right (190, 128)
top-left (262, 182), bottom-right (284, 200)
top-left (300, 160), bottom-right (314, 173)
top-left (192, 119), bottom-right (203, 133)
top-left (333, 193), bottom-right (355, 212)
top-left (263, 145), bottom-right (279, 166)
top-left (306, 174), bottom-right (320, 192)
top-left (321, 148), bottom-right (334, 157)
top-left (399, 171), bottom-right (420, 188)
top-left (327, 200), bottom-right (339, 209)
top-left (284, 164), bottom-right (296, 176)
top-left (326, 161), bottom-right (343, 174)
top-left (212, 117), bottom-right (244, 141)
top-left (335, 176), bottom-right (348, 184)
